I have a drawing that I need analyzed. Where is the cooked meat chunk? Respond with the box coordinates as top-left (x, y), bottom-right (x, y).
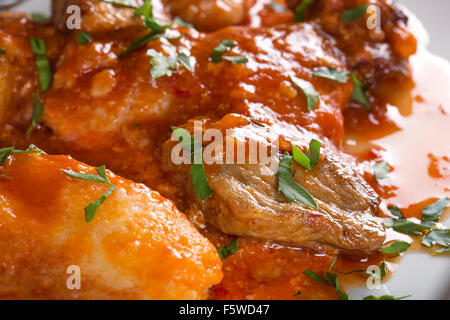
top-left (164, 114), bottom-right (385, 255)
top-left (288, 0), bottom-right (417, 87)
top-left (0, 151), bottom-right (222, 299)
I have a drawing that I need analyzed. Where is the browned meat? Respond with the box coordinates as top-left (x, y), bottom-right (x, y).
top-left (164, 114), bottom-right (385, 255)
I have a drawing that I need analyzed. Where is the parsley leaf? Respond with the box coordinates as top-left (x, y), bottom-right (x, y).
top-left (384, 218), bottom-right (429, 236)
top-left (31, 13), bottom-right (49, 22)
top-left (363, 295), bottom-right (411, 300)
top-left (172, 127), bottom-right (212, 201)
top-left (223, 56), bottom-right (248, 64)
top-left (343, 4), bottom-right (369, 22)
top-left (147, 50), bottom-right (192, 79)
top-left (0, 48), bottom-right (5, 55)
top-left (30, 37), bottom-right (52, 92)
top-left (292, 139), bottom-right (321, 171)
top-left (61, 165), bottom-right (116, 222)
top-left (268, 2), bottom-right (287, 13)
top-left (388, 205), bottom-right (404, 219)
top-left (217, 238), bottom-right (238, 260)
top-left (212, 40), bottom-right (236, 63)
top-left (373, 161), bottom-right (389, 180)
top-left (176, 53), bottom-right (192, 71)
top-left (120, 33), bottom-right (164, 58)
top-left (77, 31), bottom-right (92, 45)
top-left (290, 75), bottom-right (319, 112)
top-left (27, 90), bottom-right (44, 137)
top-left (380, 241), bottom-right (411, 255)
top-left (0, 146), bottom-right (43, 164)
top-left (173, 16), bottom-right (195, 28)
top-left (422, 198), bottom-right (449, 225)
top-left (351, 74), bottom-right (370, 110)
top-left (278, 152), bottom-right (317, 208)
top-left (103, 0), bottom-right (137, 8)
top-left (422, 229), bottom-right (450, 248)
top-left (294, 0), bottom-right (314, 22)
top-left (312, 67), bottom-right (350, 83)
top-left (303, 257), bottom-right (350, 300)
top-left (147, 49), bottom-right (178, 79)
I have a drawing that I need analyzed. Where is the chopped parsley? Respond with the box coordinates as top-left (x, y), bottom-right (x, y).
top-left (103, 0), bottom-right (137, 8)
top-left (312, 67), bottom-right (350, 83)
top-left (147, 49), bottom-right (192, 79)
top-left (26, 90), bottom-right (44, 137)
top-left (290, 75), bottom-right (319, 112)
top-left (61, 166), bottom-right (117, 222)
top-left (384, 218), bottom-right (429, 236)
top-left (268, 2), bottom-right (288, 13)
top-left (422, 198), bottom-right (449, 226)
top-left (422, 229), bottom-right (450, 249)
top-left (292, 139), bottom-right (321, 171)
top-left (293, 291), bottom-right (302, 297)
top-left (380, 241), bottom-right (411, 255)
top-left (0, 145), bottom-right (43, 164)
top-left (77, 31), bottom-right (92, 45)
top-left (173, 16), bottom-right (195, 29)
top-left (350, 74), bottom-right (370, 110)
top-left (277, 152), bottom-right (317, 208)
top-left (120, 0), bottom-right (171, 58)
top-left (31, 12), bottom-right (49, 22)
top-left (294, 0), bottom-right (314, 22)
top-left (212, 40), bottom-right (236, 63)
top-left (303, 257), bottom-right (350, 300)
top-left (373, 161), bottom-right (389, 181)
top-left (343, 4), bottom-right (369, 23)
top-left (0, 48), bottom-right (5, 55)
top-left (30, 37), bottom-right (52, 92)
top-left (223, 56), bottom-right (248, 64)
top-left (388, 205), bottom-right (404, 219)
top-left (172, 127), bottom-right (212, 201)
top-left (217, 238), bottom-right (239, 261)
top-left (338, 261), bottom-right (387, 281)
top-left (363, 295), bottom-right (411, 300)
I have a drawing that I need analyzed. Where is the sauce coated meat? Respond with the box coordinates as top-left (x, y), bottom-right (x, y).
top-left (0, 0), bottom-right (446, 300)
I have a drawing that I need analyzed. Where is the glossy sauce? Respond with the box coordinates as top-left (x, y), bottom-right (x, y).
top-left (210, 19), bottom-right (450, 300)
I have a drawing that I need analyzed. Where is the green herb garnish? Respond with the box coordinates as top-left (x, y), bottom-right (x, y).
top-left (373, 161), bottom-right (389, 181)
top-left (77, 31), bottom-right (92, 45)
top-left (422, 198), bottom-right (449, 226)
top-left (312, 67), bottom-right (350, 83)
top-left (172, 127), bottom-right (212, 201)
top-left (0, 48), bottom-right (5, 55)
top-left (173, 16), bottom-right (194, 28)
top-left (350, 73), bottom-right (370, 110)
top-left (268, 2), bottom-right (287, 13)
top-left (223, 56), bottom-right (248, 64)
top-left (120, 33), bottom-right (164, 58)
top-left (277, 152), bottom-right (317, 208)
top-left (0, 146), bottom-right (43, 164)
top-left (363, 295), bottom-right (411, 300)
top-left (26, 90), bottom-right (44, 137)
top-left (147, 50), bottom-right (192, 79)
top-left (422, 229), bottom-right (450, 248)
top-left (380, 241), bottom-right (410, 255)
top-left (61, 165), bottom-right (116, 222)
top-left (303, 257), bottom-right (350, 300)
top-left (31, 13), bottom-right (49, 22)
top-left (292, 139), bottom-right (321, 171)
top-left (384, 218), bottom-right (429, 236)
top-left (103, 0), bottom-right (138, 8)
top-left (290, 75), bottom-right (319, 112)
top-left (30, 37), bottom-right (52, 92)
top-left (388, 205), bottom-right (404, 219)
top-left (294, 0), bottom-right (313, 22)
top-left (212, 40), bottom-right (236, 63)
top-left (217, 238), bottom-right (238, 261)
top-left (293, 291), bottom-right (302, 297)
top-left (343, 4), bottom-right (368, 22)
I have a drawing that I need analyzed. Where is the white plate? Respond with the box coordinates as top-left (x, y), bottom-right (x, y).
top-left (4, 0), bottom-right (450, 300)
